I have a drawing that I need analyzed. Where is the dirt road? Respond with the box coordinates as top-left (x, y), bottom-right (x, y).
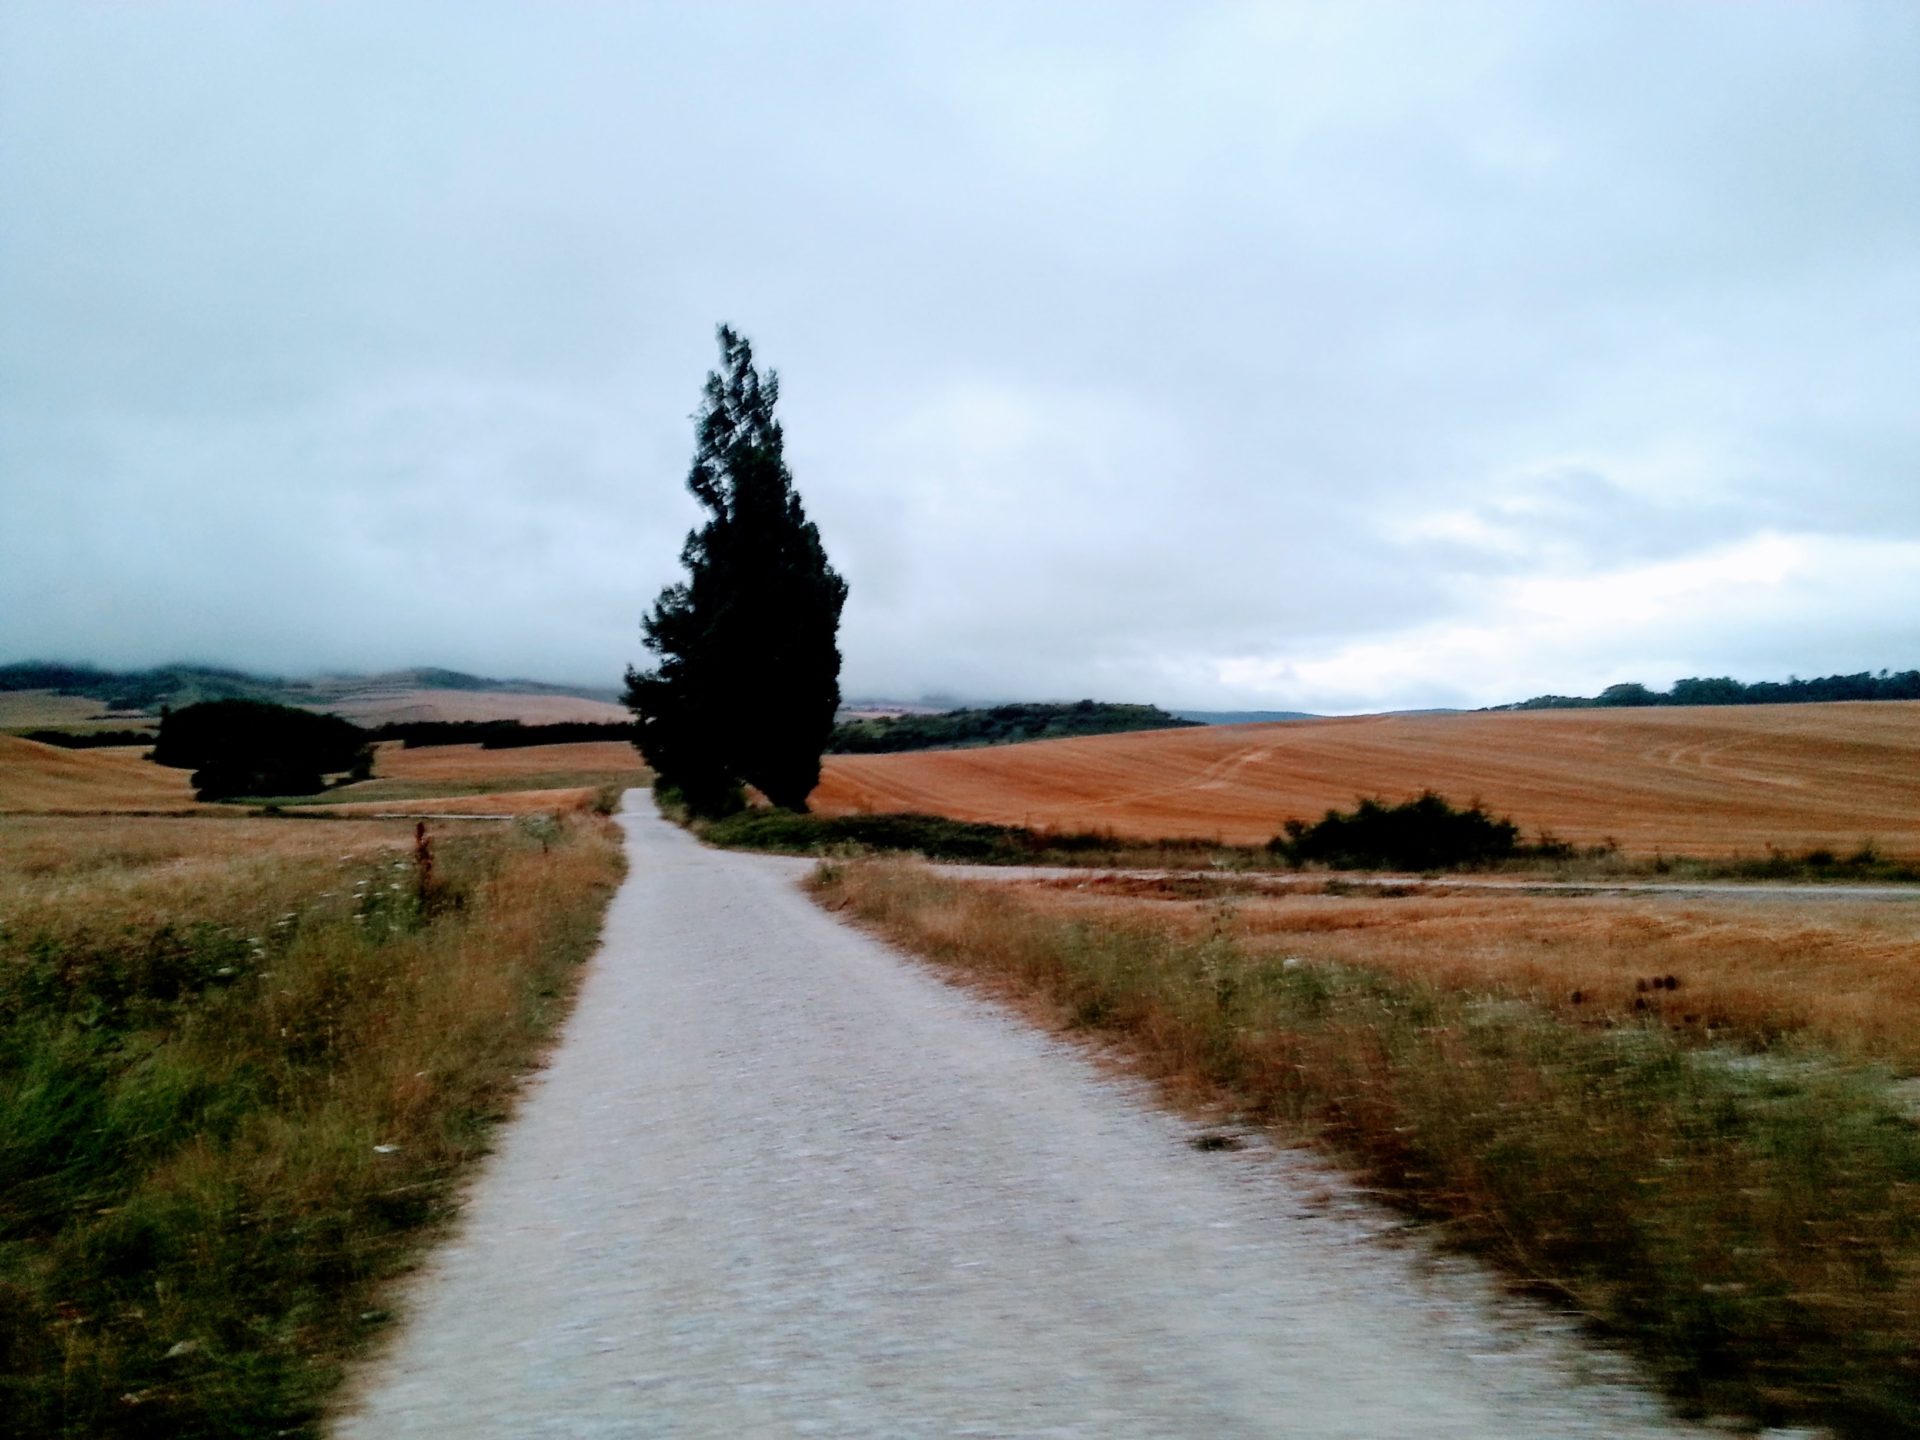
top-left (334, 799), bottom-right (1706, 1438)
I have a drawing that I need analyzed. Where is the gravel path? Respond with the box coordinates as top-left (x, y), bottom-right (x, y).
top-left (333, 799), bottom-right (1709, 1439)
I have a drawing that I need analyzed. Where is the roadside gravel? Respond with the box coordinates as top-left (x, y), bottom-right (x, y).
top-left (333, 798), bottom-right (1712, 1439)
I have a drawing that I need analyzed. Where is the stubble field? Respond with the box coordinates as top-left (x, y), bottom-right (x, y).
top-left (812, 701), bottom-right (1920, 857)
top-left (0, 735), bottom-right (202, 814)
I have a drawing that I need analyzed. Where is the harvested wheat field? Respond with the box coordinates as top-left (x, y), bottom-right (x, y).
top-left (0, 735), bottom-right (202, 814)
top-left (310, 688), bottom-right (629, 726)
top-left (0, 689), bottom-right (142, 732)
top-left (310, 741), bottom-right (648, 815)
top-left (321, 787), bottom-right (610, 817)
top-left (371, 740), bottom-right (646, 784)
top-left (812, 701), bottom-right (1920, 857)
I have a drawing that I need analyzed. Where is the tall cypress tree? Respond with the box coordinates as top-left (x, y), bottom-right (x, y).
top-left (625, 326), bottom-right (848, 814)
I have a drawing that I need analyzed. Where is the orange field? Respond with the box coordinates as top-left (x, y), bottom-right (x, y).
top-left (0, 736), bottom-right (647, 818)
top-left (0, 690), bottom-right (140, 732)
top-left (370, 740), bottom-right (644, 782)
top-left (0, 736), bottom-right (202, 813)
top-left (811, 701), bottom-right (1920, 857)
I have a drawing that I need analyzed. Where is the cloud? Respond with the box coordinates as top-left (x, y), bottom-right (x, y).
top-left (2, 2), bottom-right (1915, 711)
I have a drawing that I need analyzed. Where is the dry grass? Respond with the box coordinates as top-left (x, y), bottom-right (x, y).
top-left (1016, 876), bottom-right (1920, 1071)
top-left (320, 787), bottom-right (610, 818)
top-left (0, 736), bottom-right (649, 820)
top-left (811, 701), bottom-right (1920, 857)
top-left (0, 736), bottom-right (203, 814)
top-left (0, 815), bottom-right (413, 938)
top-left (292, 742), bottom-right (648, 815)
top-left (0, 691), bottom-right (141, 732)
top-left (0, 809), bottom-right (625, 1438)
top-left (814, 860), bottom-right (1920, 1436)
top-left (370, 740), bottom-right (645, 783)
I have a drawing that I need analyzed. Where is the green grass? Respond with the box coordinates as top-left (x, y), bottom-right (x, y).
top-left (0, 814), bottom-right (624, 1437)
top-left (815, 862), bottom-right (1920, 1437)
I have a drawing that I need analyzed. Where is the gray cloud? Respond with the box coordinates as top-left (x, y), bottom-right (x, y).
top-left (3, 1), bottom-right (1916, 711)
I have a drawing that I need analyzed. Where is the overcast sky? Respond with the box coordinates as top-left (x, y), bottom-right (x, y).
top-left (3, 2), bottom-right (1916, 713)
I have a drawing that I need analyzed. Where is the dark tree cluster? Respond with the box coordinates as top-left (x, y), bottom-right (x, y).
top-left (1270, 792), bottom-right (1523, 870)
top-left (18, 729), bottom-right (156, 749)
top-left (625, 327), bottom-right (847, 815)
top-left (152, 699), bottom-right (370, 800)
top-left (368, 719), bottom-right (639, 750)
top-left (1502, 668), bottom-right (1920, 711)
top-left (828, 701), bottom-right (1197, 755)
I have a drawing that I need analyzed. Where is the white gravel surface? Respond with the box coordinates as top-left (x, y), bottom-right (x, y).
top-left (333, 798), bottom-right (1710, 1439)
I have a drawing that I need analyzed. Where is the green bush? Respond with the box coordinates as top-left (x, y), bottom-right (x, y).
top-left (1271, 791), bottom-right (1522, 870)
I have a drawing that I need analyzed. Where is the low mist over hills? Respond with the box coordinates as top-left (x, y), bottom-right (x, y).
top-left (0, 662), bottom-right (623, 729)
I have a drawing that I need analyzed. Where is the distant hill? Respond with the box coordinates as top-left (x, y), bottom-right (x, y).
top-left (0, 662), bottom-right (625, 729)
top-left (1171, 709), bottom-right (1317, 725)
top-left (827, 701), bottom-right (1198, 755)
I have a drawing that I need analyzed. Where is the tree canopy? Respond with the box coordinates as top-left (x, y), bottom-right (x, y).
top-left (1500, 668), bottom-right (1920, 711)
top-left (625, 326), bottom-right (847, 814)
top-left (151, 699), bottom-right (370, 800)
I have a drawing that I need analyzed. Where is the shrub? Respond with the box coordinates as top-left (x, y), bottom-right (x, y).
top-left (1270, 791), bottom-right (1522, 870)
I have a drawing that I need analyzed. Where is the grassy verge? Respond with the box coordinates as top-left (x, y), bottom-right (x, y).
top-left (0, 811), bottom-right (625, 1438)
top-left (812, 860), bottom-right (1920, 1437)
top-left (701, 807), bottom-right (1264, 867)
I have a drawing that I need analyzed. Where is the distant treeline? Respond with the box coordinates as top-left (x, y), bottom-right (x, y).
top-left (1498, 669), bottom-right (1920, 711)
top-left (827, 700), bottom-right (1198, 755)
top-left (18, 728), bottom-right (157, 749)
top-left (369, 719), bottom-right (639, 750)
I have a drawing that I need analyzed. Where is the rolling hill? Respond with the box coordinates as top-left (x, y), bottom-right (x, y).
top-left (0, 735), bottom-right (203, 813)
top-left (0, 663), bottom-right (627, 731)
top-left (809, 701), bottom-right (1920, 858)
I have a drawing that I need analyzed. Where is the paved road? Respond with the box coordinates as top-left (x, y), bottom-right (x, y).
top-left (334, 799), bottom-right (1706, 1439)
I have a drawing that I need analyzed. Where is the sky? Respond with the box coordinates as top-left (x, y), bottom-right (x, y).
top-left (3, 1), bottom-right (1916, 714)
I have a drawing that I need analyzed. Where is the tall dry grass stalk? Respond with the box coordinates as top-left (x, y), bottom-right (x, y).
top-left (813, 860), bottom-right (1920, 1438)
top-left (1024, 875), bottom-right (1920, 1069)
top-left (0, 810), bottom-right (624, 1438)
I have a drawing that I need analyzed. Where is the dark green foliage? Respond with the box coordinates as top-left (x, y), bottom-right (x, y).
top-left (1271, 791), bottom-right (1523, 870)
top-left (369, 719), bottom-right (638, 750)
top-left (1503, 668), bottom-right (1920, 711)
top-left (1596, 681), bottom-right (1659, 707)
top-left (625, 326), bottom-right (848, 814)
top-left (152, 700), bottom-right (370, 800)
top-left (700, 807), bottom-right (1229, 864)
top-left (828, 700), bottom-right (1198, 754)
top-left (706, 809), bottom-right (1044, 860)
top-left (16, 729), bottom-right (156, 749)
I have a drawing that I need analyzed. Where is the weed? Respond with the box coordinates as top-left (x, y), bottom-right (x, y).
top-left (0, 811), bottom-right (624, 1437)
